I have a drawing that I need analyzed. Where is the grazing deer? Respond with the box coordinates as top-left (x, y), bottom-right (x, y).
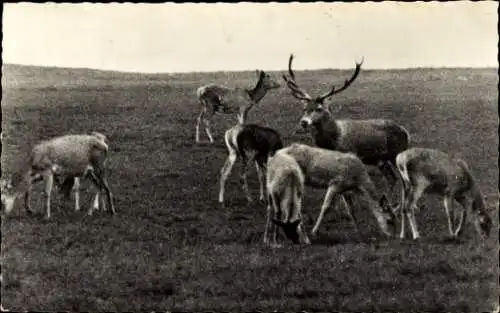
top-left (395, 147), bottom-right (492, 240)
top-left (1, 132), bottom-right (115, 218)
top-left (280, 143), bottom-right (396, 237)
top-left (264, 149), bottom-right (310, 247)
top-left (195, 70), bottom-right (281, 144)
top-left (219, 124), bottom-right (283, 206)
top-left (283, 54), bottom-right (410, 203)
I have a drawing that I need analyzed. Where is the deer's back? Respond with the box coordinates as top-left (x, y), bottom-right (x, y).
top-left (237, 124), bottom-right (283, 161)
top-left (334, 119), bottom-right (409, 163)
top-left (402, 148), bottom-right (471, 194)
top-left (32, 135), bottom-right (108, 174)
top-left (282, 143), bottom-right (366, 188)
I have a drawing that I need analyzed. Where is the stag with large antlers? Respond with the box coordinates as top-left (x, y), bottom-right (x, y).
top-left (195, 71), bottom-right (281, 144)
top-left (283, 54), bottom-right (410, 204)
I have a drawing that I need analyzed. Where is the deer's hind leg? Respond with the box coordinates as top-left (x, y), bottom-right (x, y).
top-left (312, 185), bottom-right (340, 236)
top-left (255, 157), bottom-right (267, 202)
top-left (219, 133), bottom-right (238, 205)
top-left (240, 151), bottom-right (257, 204)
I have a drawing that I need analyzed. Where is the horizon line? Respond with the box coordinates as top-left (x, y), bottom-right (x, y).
top-left (3, 62), bottom-right (498, 75)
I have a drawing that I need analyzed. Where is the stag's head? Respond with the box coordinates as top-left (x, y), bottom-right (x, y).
top-left (256, 70), bottom-right (281, 90)
top-left (282, 54), bottom-right (363, 129)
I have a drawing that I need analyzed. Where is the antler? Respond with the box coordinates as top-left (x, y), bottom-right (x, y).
top-left (282, 54), bottom-right (312, 101)
top-left (316, 57), bottom-right (364, 103)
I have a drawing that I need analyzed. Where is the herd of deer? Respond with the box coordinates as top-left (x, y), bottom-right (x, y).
top-left (201, 54), bottom-right (493, 246)
top-left (0, 55), bottom-right (493, 248)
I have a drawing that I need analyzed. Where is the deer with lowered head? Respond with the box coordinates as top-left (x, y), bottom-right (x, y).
top-left (1, 132), bottom-right (115, 218)
top-left (280, 143), bottom-right (397, 238)
top-left (395, 147), bottom-right (492, 240)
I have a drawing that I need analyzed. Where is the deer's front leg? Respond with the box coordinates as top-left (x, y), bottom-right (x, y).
top-left (219, 152), bottom-right (237, 205)
top-left (73, 177), bottom-right (81, 212)
top-left (443, 195), bottom-right (456, 237)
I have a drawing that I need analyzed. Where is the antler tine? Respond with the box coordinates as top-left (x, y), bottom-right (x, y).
top-left (283, 53), bottom-right (312, 101)
top-left (288, 54), bottom-right (296, 81)
top-left (317, 57), bottom-right (365, 102)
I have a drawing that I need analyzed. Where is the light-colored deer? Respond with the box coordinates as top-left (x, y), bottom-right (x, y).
top-left (283, 54), bottom-right (410, 204)
top-left (264, 149), bottom-right (310, 247)
top-left (395, 147), bottom-right (492, 240)
top-left (280, 143), bottom-right (396, 237)
top-left (195, 70), bottom-right (280, 144)
top-left (1, 132), bottom-right (115, 218)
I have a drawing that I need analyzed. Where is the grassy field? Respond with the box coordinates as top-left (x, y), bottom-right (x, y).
top-left (1, 64), bottom-right (498, 311)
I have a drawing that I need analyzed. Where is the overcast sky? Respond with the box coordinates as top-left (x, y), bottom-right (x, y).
top-left (2, 2), bottom-right (498, 73)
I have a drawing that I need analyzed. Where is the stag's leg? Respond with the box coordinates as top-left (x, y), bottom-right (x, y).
top-left (312, 185), bottom-right (339, 236)
top-left (42, 172), bottom-right (54, 219)
top-left (443, 194), bottom-right (457, 237)
top-left (218, 152), bottom-right (237, 205)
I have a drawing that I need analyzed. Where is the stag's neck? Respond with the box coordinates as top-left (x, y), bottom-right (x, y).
top-left (310, 115), bottom-right (340, 150)
top-left (246, 80), bottom-right (269, 104)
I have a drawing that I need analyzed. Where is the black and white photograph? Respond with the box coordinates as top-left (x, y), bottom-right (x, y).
top-left (1, 2), bottom-right (498, 311)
